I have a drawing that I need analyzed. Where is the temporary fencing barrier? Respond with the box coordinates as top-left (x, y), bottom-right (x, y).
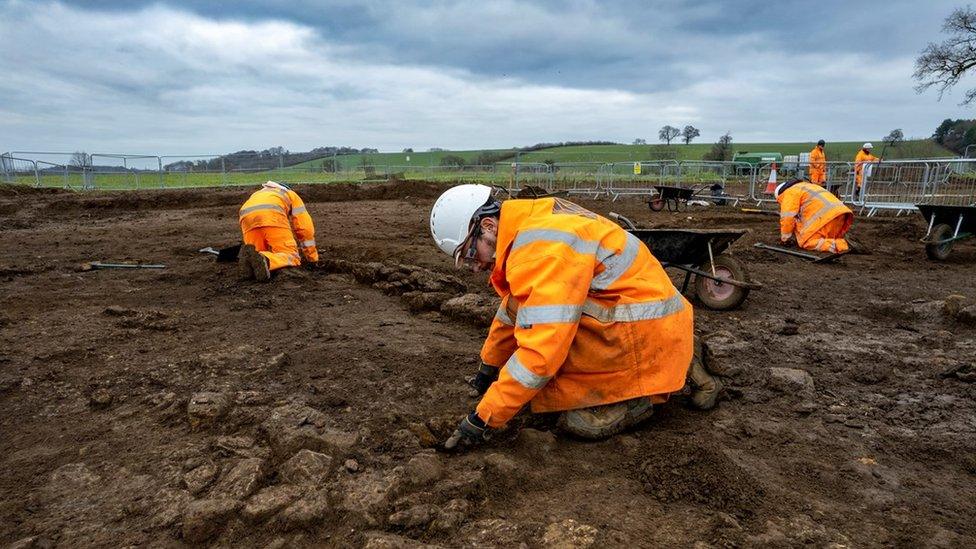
top-left (4, 150), bottom-right (973, 215)
top-left (855, 160), bottom-right (933, 214)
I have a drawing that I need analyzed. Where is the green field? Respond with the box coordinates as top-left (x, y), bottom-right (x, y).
top-left (4, 140), bottom-right (957, 191)
top-left (290, 148), bottom-right (514, 171)
top-left (288, 140), bottom-right (954, 171)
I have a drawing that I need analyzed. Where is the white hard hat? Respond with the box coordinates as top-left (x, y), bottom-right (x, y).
top-left (430, 184), bottom-right (493, 257)
top-left (863, 142), bottom-right (873, 149)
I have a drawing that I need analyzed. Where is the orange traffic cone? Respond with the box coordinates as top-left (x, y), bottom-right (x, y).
top-left (764, 162), bottom-right (778, 194)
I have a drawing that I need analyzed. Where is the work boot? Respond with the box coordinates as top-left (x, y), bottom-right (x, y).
top-left (688, 337), bottom-right (722, 410)
top-left (237, 244), bottom-right (255, 280)
top-left (240, 244), bottom-right (271, 282)
top-left (557, 397), bottom-right (654, 440)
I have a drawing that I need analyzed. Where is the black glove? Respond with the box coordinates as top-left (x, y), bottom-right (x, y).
top-left (468, 363), bottom-right (499, 396)
top-left (442, 412), bottom-right (490, 452)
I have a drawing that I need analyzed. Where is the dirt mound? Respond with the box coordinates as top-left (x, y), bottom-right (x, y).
top-left (638, 437), bottom-right (766, 518)
top-left (41, 180), bottom-right (451, 215)
top-left (0, 184), bottom-right (68, 197)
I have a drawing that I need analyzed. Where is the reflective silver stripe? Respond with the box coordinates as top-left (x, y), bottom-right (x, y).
top-left (301, 239), bottom-right (316, 248)
top-left (799, 188), bottom-right (838, 229)
top-left (780, 211), bottom-right (798, 218)
top-left (505, 354), bottom-right (550, 390)
top-left (291, 205), bottom-right (308, 216)
top-left (288, 253), bottom-right (301, 263)
top-left (815, 238), bottom-right (825, 249)
top-left (494, 304), bottom-right (514, 326)
top-left (591, 232), bottom-right (641, 290)
top-left (239, 203), bottom-right (286, 217)
top-left (516, 304), bottom-right (582, 328)
top-left (512, 229), bottom-right (598, 256)
top-left (829, 241), bottom-right (837, 253)
top-left (581, 293), bottom-right (684, 323)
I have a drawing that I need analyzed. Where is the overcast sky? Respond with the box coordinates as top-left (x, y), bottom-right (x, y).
top-left (1, 0), bottom-right (973, 155)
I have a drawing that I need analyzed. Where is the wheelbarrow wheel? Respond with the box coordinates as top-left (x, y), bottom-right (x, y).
top-left (649, 197), bottom-right (665, 212)
top-left (695, 255), bottom-right (750, 311)
top-left (925, 223), bottom-right (954, 261)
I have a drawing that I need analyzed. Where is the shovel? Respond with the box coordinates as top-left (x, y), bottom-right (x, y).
top-left (753, 243), bottom-right (844, 263)
top-left (198, 244), bottom-right (242, 263)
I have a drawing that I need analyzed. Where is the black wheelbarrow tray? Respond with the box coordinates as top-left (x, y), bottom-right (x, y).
top-left (647, 185), bottom-right (700, 212)
top-left (627, 228), bottom-right (761, 310)
top-left (917, 204), bottom-right (976, 261)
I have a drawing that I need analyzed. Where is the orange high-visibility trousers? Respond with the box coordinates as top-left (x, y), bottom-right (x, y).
top-left (799, 214), bottom-right (850, 253)
top-left (242, 226), bottom-right (302, 271)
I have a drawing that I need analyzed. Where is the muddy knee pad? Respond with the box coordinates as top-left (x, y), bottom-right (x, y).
top-left (558, 398), bottom-right (654, 440)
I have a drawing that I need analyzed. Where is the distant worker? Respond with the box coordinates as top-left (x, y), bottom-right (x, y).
top-left (429, 184), bottom-right (722, 451)
top-left (776, 178), bottom-right (864, 254)
top-left (808, 139), bottom-right (827, 185)
top-left (238, 181), bottom-right (318, 281)
top-left (853, 142), bottom-right (880, 198)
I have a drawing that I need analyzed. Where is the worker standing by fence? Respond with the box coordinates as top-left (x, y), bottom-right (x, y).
top-left (238, 181), bottom-right (319, 282)
top-left (854, 143), bottom-right (880, 199)
top-left (808, 140), bottom-right (827, 185)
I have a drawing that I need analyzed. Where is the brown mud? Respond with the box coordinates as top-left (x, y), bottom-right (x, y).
top-left (1, 182), bottom-right (974, 548)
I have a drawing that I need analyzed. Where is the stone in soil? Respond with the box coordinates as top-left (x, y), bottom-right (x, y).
top-left (363, 532), bottom-right (445, 549)
top-left (242, 485), bottom-right (303, 523)
top-left (273, 490), bottom-right (331, 530)
top-left (181, 498), bottom-right (241, 543)
top-left (388, 503), bottom-right (439, 528)
top-left (403, 452), bottom-right (444, 486)
top-left (542, 518), bottom-right (599, 548)
top-left (187, 392), bottom-right (232, 429)
top-left (337, 470), bottom-right (403, 526)
top-left (460, 518), bottom-right (527, 547)
top-left (767, 367), bottom-right (815, 393)
top-left (212, 458), bottom-right (267, 500)
top-left (280, 449), bottom-right (334, 485)
top-left (260, 403), bottom-right (358, 459)
top-left (183, 462), bottom-right (219, 495)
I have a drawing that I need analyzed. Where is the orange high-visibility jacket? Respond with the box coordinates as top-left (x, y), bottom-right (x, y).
top-left (808, 146), bottom-right (827, 184)
top-left (777, 182), bottom-right (852, 245)
top-left (476, 197), bottom-right (694, 428)
top-left (239, 184), bottom-right (319, 262)
top-left (854, 150), bottom-right (879, 187)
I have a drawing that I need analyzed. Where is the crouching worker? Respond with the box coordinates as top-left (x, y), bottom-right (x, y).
top-left (775, 178), bottom-right (865, 254)
top-left (429, 184), bottom-right (722, 451)
top-left (238, 181), bottom-right (319, 281)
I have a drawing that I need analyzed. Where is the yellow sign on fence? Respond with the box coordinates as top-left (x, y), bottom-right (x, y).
top-left (633, 162), bottom-right (641, 175)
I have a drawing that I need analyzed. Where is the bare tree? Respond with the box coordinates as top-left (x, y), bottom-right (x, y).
top-left (70, 151), bottom-right (88, 167)
top-left (883, 129), bottom-right (905, 148)
top-left (632, 138), bottom-right (647, 145)
top-left (681, 125), bottom-right (701, 145)
top-left (703, 132), bottom-right (733, 161)
top-left (915, 7), bottom-right (976, 104)
top-left (658, 125), bottom-right (680, 145)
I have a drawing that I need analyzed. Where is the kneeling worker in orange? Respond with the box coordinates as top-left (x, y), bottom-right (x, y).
top-left (238, 181), bottom-right (319, 281)
top-left (429, 184), bottom-right (722, 451)
top-left (775, 179), bottom-right (864, 254)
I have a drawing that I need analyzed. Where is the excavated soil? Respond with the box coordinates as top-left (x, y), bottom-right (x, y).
top-left (1, 182), bottom-right (975, 548)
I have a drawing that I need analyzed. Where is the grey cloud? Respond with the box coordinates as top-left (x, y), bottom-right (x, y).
top-left (1, 0), bottom-right (973, 154)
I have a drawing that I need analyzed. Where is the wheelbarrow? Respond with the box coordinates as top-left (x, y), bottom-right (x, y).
top-left (648, 185), bottom-right (696, 212)
top-left (917, 203), bottom-right (976, 260)
top-left (609, 213), bottom-right (761, 310)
